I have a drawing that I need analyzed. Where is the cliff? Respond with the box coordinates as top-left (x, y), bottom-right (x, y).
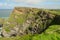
top-left (2, 7), bottom-right (56, 37)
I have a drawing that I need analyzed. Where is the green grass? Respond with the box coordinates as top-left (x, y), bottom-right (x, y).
top-left (4, 27), bottom-right (10, 33)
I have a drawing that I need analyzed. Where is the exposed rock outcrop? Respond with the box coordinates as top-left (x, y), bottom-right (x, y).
top-left (0, 18), bottom-right (4, 37)
top-left (2, 7), bottom-right (56, 37)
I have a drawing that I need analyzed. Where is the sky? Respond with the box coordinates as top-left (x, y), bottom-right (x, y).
top-left (0, 0), bottom-right (60, 9)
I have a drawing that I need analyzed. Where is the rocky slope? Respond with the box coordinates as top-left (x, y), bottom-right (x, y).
top-left (2, 7), bottom-right (56, 37)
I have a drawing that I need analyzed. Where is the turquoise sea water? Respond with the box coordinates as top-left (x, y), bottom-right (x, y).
top-left (0, 9), bottom-right (12, 19)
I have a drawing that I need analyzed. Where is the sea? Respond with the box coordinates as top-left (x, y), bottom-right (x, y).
top-left (0, 9), bottom-right (12, 19)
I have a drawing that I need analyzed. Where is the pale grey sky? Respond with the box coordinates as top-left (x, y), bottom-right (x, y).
top-left (0, 0), bottom-right (60, 9)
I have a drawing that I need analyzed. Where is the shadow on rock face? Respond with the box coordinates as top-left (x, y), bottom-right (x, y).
top-left (24, 10), bottom-right (56, 34)
top-left (0, 33), bottom-right (4, 37)
top-left (0, 24), bottom-right (3, 27)
top-left (51, 15), bottom-right (60, 25)
top-left (40, 15), bottom-right (60, 33)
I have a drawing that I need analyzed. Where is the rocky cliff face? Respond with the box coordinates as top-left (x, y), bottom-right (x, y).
top-left (2, 7), bottom-right (56, 37)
